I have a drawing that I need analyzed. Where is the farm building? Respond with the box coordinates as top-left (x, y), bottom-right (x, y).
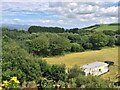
top-left (81, 62), bottom-right (109, 76)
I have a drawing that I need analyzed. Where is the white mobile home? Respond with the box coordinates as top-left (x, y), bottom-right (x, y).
top-left (81, 62), bottom-right (109, 76)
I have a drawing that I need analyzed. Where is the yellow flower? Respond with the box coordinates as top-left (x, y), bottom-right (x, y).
top-left (10, 76), bottom-right (17, 81)
top-left (0, 87), bottom-right (2, 90)
top-left (14, 80), bottom-right (20, 84)
top-left (3, 80), bottom-right (8, 85)
top-left (10, 76), bottom-right (20, 84)
top-left (1, 84), bottom-right (5, 87)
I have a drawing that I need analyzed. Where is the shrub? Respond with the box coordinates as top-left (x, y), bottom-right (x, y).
top-left (1, 76), bottom-right (20, 89)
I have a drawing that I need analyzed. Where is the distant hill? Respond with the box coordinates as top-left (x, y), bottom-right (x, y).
top-left (1, 23), bottom-right (119, 31)
top-left (1, 24), bottom-right (30, 30)
top-left (81, 23), bottom-right (120, 31)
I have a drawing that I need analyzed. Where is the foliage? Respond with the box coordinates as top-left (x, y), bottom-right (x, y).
top-left (38, 77), bottom-right (48, 88)
top-left (26, 35), bottom-right (49, 56)
top-left (69, 28), bottom-right (79, 33)
top-left (2, 27), bottom-right (119, 57)
top-left (68, 65), bottom-right (85, 79)
top-left (69, 78), bottom-right (77, 88)
top-left (116, 36), bottom-right (120, 45)
top-left (116, 29), bottom-right (120, 34)
top-left (1, 27), bottom-right (118, 88)
top-left (107, 36), bottom-right (116, 47)
top-left (26, 33), bottom-right (71, 56)
top-left (2, 37), bottom-right (42, 83)
top-left (71, 43), bottom-right (81, 52)
top-left (49, 64), bottom-right (67, 82)
top-left (103, 30), bottom-right (115, 36)
top-left (90, 32), bottom-right (109, 50)
top-left (75, 75), bottom-right (115, 88)
top-left (28, 26), bottom-right (64, 33)
top-left (48, 35), bottom-right (71, 55)
top-left (1, 76), bottom-right (20, 89)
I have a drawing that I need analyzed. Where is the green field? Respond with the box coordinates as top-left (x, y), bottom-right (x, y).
top-left (81, 23), bottom-right (119, 31)
top-left (44, 47), bottom-right (119, 82)
top-left (96, 24), bottom-right (119, 31)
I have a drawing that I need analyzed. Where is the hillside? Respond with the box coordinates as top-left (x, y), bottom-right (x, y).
top-left (2, 25), bottom-right (119, 88)
top-left (44, 47), bottom-right (119, 82)
top-left (1, 24), bottom-right (30, 30)
top-left (81, 23), bottom-right (120, 31)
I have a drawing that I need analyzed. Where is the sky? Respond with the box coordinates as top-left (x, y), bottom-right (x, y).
top-left (1, 0), bottom-right (119, 29)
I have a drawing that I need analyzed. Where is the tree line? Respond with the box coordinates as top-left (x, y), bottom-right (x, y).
top-left (2, 27), bottom-right (120, 57)
top-left (28, 26), bottom-right (64, 33)
top-left (28, 27), bottom-right (120, 56)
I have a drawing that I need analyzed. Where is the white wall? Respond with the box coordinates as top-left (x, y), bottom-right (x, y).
top-left (84, 65), bottom-right (109, 76)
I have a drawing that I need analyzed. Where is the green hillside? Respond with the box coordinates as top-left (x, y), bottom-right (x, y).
top-left (44, 47), bottom-right (119, 82)
top-left (81, 23), bottom-right (120, 31)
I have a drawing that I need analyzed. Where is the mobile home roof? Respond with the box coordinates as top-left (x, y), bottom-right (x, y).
top-left (82, 62), bottom-right (108, 70)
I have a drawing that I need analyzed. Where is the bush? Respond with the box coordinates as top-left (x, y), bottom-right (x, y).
top-left (68, 65), bottom-right (85, 79)
top-left (75, 75), bottom-right (115, 88)
top-left (2, 39), bottom-right (42, 83)
top-left (71, 43), bottom-right (81, 52)
top-left (49, 64), bottom-right (67, 82)
top-left (90, 32), bottom-right (109, 50)
top-left (1, 76), bottom-right (20, 89)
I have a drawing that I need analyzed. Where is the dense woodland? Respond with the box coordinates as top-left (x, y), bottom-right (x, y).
top-left (1, 25), bottom-right (120, 88)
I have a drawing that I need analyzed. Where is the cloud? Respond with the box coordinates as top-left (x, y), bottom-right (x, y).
top-left (48, 2), bottom-right (118, 19)
top-left (98, 17), bottom-right (118, 24)
top-left (13, 18), bottom-right (21, 21)
top-left (1, 1), bottom-right (119, 28)
top-left (2, 0), bottom-right (119, 2)
top-left (100, 6), bottom-right (118, 17)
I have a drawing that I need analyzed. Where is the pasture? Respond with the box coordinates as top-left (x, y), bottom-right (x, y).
top-left (44, 47), bottom-right (119, 82)
top-left (82, 23), bottom-right (119, 31)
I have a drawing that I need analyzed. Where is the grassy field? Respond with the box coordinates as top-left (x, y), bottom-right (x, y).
top-left (44, 47), bottom-right (119, 82)
top-left (96, 24), bottom-right (119, 31)
top-left (82, 23), bottom-right (119, 31)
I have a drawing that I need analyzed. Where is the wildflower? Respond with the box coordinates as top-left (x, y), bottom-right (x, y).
top-left (0, 87), bottom-right (2, 90)
top-left (2, 76), bottom-right (20, 89)
top-left (10, 76), bottom-right (20, 84)
top-left (1, 84), bottom-right (5, 87)
top-left (15, 80), bottom-right (20, 84)
top-left (10, 77), bottom-right (17, 81)
top-left (3, 80), bottom-right (8, 85)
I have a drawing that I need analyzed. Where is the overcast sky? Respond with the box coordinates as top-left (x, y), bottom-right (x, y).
top-left (1, 0), bottom-right (119, 28)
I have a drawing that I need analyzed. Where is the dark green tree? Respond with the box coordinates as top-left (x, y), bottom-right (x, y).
top-left (90, 32), bottom-right (109, 50)
top-left (2, 38), bottom-right (42, 83)
top-left (49, 35), bottom-right (71, 55)
top-left (49, 64), bottom-right (67, 82)
top-left (68, 65), bottom-right (84, 79)
top-left (26, 35), bottom-right (49, 56)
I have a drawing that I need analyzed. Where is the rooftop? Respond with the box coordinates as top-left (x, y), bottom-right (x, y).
top-left (82, 62), bottom-right (108, 70)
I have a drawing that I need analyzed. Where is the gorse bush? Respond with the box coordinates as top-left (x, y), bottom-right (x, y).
top-left (1, 76), bottom-right (20, 89)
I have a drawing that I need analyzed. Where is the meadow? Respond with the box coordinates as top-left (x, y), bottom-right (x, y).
top-left (44, 47), bottom-right (119, 82)
top-left (82, 23), bottom-right (119, 31)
